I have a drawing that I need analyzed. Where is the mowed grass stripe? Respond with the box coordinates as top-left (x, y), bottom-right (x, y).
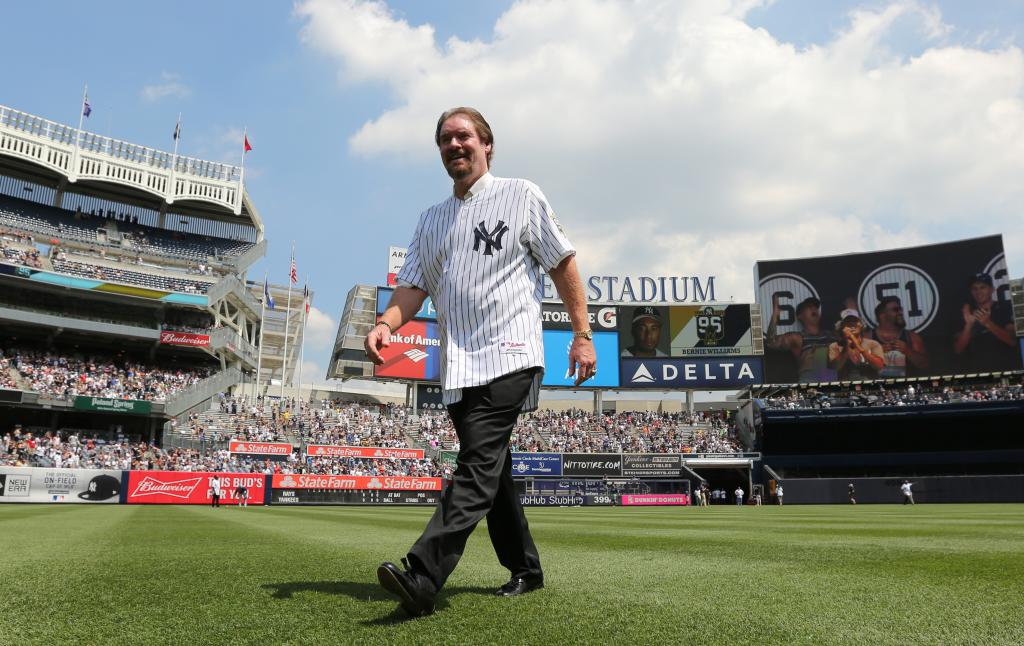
top-left (0, 504), bottom-right (1022, 645)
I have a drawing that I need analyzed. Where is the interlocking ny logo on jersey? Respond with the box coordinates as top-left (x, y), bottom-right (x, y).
top-left (473, 220), bottom-right (509, 256)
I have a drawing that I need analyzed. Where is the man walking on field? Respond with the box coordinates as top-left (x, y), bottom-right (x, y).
top-left (366, 107), bottom-right (596, 617)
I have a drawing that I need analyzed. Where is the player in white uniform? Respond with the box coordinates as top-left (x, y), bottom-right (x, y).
top-left (369, 107), bottom-right (596, 617)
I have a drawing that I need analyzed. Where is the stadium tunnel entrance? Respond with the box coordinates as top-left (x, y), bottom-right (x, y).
top-left (689, 465), bottom-right (753, 504)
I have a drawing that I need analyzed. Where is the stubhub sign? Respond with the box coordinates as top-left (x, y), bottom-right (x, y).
top-left (619, 357), bottom-right (763, 388)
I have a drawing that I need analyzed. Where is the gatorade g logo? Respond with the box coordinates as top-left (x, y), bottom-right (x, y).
top-left (473, 220), bottom-right (509, 256)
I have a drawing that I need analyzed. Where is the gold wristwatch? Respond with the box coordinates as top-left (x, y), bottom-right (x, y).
top-left (573, 329), bottom-right (594, 340)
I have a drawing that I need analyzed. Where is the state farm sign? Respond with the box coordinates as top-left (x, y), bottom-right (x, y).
top-left (272, 474), bottom-right (442, 491)
top-left (229, 440), bottom-right (293, 456)
top-left (305, 445), bottom-right (425, 460)
top-left (158, 331), bottom-right (210, 347)
top-left (126, 471), bottom-right (265, 505)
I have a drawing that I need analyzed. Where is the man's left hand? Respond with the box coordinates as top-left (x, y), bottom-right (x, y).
top-left (568, 337), bottom-right (598, 386)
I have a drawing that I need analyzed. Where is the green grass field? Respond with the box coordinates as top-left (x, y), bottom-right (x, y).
top-left (1, 504), bottom-right (1022, 645)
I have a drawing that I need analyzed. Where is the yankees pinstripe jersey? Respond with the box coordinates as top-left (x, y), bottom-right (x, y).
top-left (396, 173), bottom-right (575, 410)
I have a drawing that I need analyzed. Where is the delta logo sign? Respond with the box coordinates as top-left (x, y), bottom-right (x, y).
top-left (373, 320), bottom-right (442, 381)
top-left (619, 357), bottom-right (763, 388)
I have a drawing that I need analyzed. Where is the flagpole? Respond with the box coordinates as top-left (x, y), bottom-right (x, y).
top-left (240, 126), bottom-right (247, 185)
top-left (254, 272), bottom-right (267, 402)
top-left (173, 113), bottom-right (182, 157)
top-left (75, 83), bottom-right (88, 146)
top-left (296, 275), bottom-right (309, 409)
top-left (280, 243), bottom-right (295, 401)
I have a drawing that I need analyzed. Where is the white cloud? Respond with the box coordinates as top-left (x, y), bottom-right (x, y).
top-left (298, 359), bottom-right (330, 385)
top-left (303, 305), bottom-right (337, 351)
top-left (297, 0), bottom-right (1024, 298)
top-left (140, 72), bottom-right (191, 103)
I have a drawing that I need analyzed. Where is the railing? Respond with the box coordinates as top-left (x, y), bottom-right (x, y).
top-left (210, 326), bottom-right (258, 366)
top-left (0, 104), bottom-right (243, 214)
top-left (164, 367), bottom-right (241, 418)
top-left (206, 274), bottom-right (262, 314)
top-left (220, 238), bottom-right (266, 273)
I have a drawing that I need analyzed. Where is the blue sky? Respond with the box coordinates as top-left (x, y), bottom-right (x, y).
top-left (2, 0), bottom-right (1022, 383)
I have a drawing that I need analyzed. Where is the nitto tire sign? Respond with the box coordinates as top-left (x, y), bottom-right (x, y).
top-left (561, 453), bottom-right (622, 477)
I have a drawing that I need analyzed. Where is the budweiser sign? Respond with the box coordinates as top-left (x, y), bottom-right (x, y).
top-left (159, 331), bottom-right (210, 347)
top-left (229, 440), bottom-right (293, 456)
top-left (305, 445), bottom-right (425, 460)
top-left (132, 475), bottom-right (202, 499)
top-left (272, 474), bottom-right (442, 491)
top-left (126, 471), bottom-right (265, 505)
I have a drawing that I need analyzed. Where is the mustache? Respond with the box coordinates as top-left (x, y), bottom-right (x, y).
top-left (446, 151), bottom-right (470, 162)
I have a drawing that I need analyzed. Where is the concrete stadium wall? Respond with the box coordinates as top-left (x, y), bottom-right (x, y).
top-left (782, 475), bottom-right (1024, 504)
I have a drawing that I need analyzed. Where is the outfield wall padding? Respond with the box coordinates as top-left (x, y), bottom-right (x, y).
top-left (780, 475), bottom-right (1024, 504)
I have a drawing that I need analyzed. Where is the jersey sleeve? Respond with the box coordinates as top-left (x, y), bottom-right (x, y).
top-left (395, 214), bottom-right (427, 291)
top-left (524, 182), bottom-right (576, 271)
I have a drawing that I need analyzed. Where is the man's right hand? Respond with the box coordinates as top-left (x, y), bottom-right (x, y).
top-left (364, 323), bottom-right (391, 365)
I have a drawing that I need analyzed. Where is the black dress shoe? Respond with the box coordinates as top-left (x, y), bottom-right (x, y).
top-left (377, 558), bottom-right (435, 617)
top-left (495, 576), bottom-right (544, 597)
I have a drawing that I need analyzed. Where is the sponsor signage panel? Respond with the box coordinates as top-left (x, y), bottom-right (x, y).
top-left (519, 493), bottom-right (584, 507)
top-left (126, 471), bottom-right (264, 505)
top-left (755, 235), bottom-right (1021, 383)
top-left (271, 474), bottom-right (442, 491)
top-left (621, 494), bottom-right (690, 506)
top-left (305, 445), bottom-right (424, 460)
top-left (387, 246), bottom-right (407, 287)
top-left (542, 330), bottom-right (620, 388)
top-left (622, 454), bottom-right (682, 477)
top-left (510, 452), bottom-right (562, 477)
top-left (0, 467), bottom-right (121, 503)
top-left (158, 330), bottom-right (211, 347)
top-left (72, 396), bottom-right (152, 415)
top-left (373, 319), bottom-right (442, 381)
top-left (376, 287), bottom-right (436, 321)
top-left (562, 453), bottom-right (623, 478)
top-left (0, 389), bottom-right (22, 403)
top-left (228, 440), bottom-right (293, 457)
top-left (272, 489), bottom-right (441, 505)
top-left (619, 357), bottom-right (763, 388)
top-left (542, 303), bottom-right (619, 332)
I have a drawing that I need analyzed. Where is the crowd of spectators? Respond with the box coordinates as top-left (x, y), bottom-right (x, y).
top-left (763, 379), bottom-right (1024, 410)
top-left (50, 257), bottom-right (214, 293)
top-left (8, 347), bottom-right (212, 401)
top-left (0, 232), bottom-right (44, 269)
top-left (1, 349), bottom-right (18, 389)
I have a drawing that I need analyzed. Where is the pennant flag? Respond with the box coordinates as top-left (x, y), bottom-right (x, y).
top-left (303, 285), bottom-right (310, 314)
top-left (173, 118), bottom-right (181, 141)
top-left (264, 279), bottom-right (275, 310)
top-left (82, 97), bottom-right (92, 118)
top-left (289, 258), bottom-right (298, 285)
top-left (244, 134), bottom-right (252, 153)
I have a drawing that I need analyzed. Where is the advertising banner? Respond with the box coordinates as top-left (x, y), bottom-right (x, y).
top-left (562, 453), bottom-right (623, 478)
top-left (305, 445), bottom-right (424, 460)
top-left (542, 330), bottom-right (620, 388)
top-left (0, 467), bottom-right (122, 503)
top-left (619, 357), bottom-right (763, 388)
top-left (583, 493), bottom-right (617, 506)
top-left (126, 471), bottom-right (264, 505)
top-left (621, 493), bottom-right (690, 506)
top-left (376, 287), bottom-right (436, 321)
top-left (519, 493), bottom-right (584, 507)
top-left (510, 452), bottom-right (563, 477)
top-left (755, 235), bottom-right (1020, 383)
top-left (272, 489), bottom-right (441, 505)
top-left (621, 454), bottom-right (683, 477)
top-left (228, 440), bottom-right (293, 457)
top-left (158, 330), bottom-right (211, 347)
top-left (271, 474), bottom-right (442, 491)
top-left (72, 396), bottom-right (152, 415)
top-left (387, 246), bottom-right (407, 287)
top-left (542, 303), bottom-right (619, 332)
top-left (373, 319), bottom-right (442, 381)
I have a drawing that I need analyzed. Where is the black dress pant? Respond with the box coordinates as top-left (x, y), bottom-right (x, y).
top-left (408, 368), bottom-right (543, 592)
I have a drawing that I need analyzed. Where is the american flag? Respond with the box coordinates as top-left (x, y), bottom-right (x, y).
top-left (289, 258), bottom-right (298, 285)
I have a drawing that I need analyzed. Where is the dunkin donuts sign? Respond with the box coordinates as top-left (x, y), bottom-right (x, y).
top-left (126, 471), bottom-right (265, 505)
top-left (159, 331), bottom-right (210, 347)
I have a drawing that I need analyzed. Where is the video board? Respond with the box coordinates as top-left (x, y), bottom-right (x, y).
top-left (542, 330), bottom-right (620, 388)
top-left (616, 304), bottom-right (754, 358)
top-left (754, 235), bottom-right (1019, 383)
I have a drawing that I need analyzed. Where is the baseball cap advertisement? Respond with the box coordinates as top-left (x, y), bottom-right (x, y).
top-left (0, 467), bottom-right (121, 503)
top-left (755, 235), bottom-right (1021, 384)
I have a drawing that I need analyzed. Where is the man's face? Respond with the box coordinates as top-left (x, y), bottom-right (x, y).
top-left (970, 281), bottom-right (993, 306)
top-left (633, 318), bottom-right (662, 352)
top-left (438, 114), bottom-right (491, 181)
top-left (880, 301), bottom-right (905, 328)
top-left (796, 305), bottom-right (820, 328)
